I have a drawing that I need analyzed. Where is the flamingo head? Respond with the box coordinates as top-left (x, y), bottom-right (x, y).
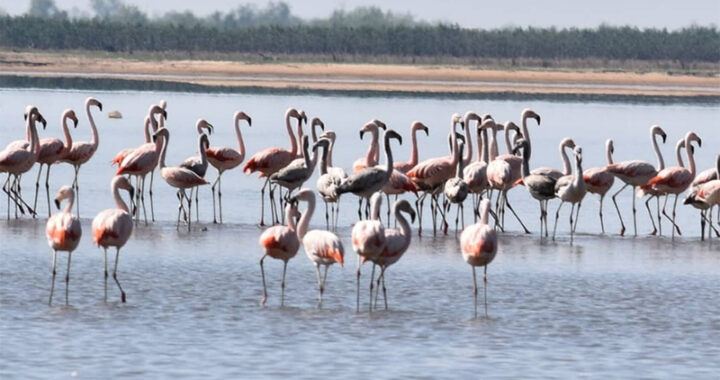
top-left (394, 199), bottom-right (416, 223)
top-left (319, 130), bottom-right (336, 143)
top-left (685, 131), bottom-right (701, 149)
top-left (86, 97), bottom-right (103, 111)
top-left (522, 108), bottom-right (541, 125)
top-left (412, 120), bottom-right (429, 136)
top-left (606, 139), bottom-right (614, 154)
top-left (152, 127), bottom-right (169, 143)
top-left (235, 111), bottom-right (251, 127)
top-left (312, 137), bottom-right (330, 153)
top-left (650, 125), bottom-right (667, 143)
top-left (64, 109), bottom-right (79, 127)
top-left (561, 137), bottom-right (576, 150)
top-left (196, 119), bottom-right (213, 135)
top-left (385, 129), bottom-right (402, 146)
top-left (574, 146), bottom-right (583, 164)
top-left (54, 185), bottom-right (74, 210)
top-left (512, 138), bottom-right (529, 156)
top-left (371, 119), bottom-right (387, 130)
top-left (311, 117), bottom-right (324, 132)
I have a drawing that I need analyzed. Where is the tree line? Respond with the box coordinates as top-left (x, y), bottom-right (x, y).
top-left (1, 3), bottom-right (718, 63)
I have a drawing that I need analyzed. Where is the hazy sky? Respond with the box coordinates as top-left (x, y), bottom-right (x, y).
top-left (3, 0), bottom-right (719, 29)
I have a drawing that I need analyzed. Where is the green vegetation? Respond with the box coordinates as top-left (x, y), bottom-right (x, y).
top-left (1, 1), bottom-right (718, 65)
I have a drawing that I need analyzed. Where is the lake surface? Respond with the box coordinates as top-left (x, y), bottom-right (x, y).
top-left (1, 89), bottom-right (719, 378)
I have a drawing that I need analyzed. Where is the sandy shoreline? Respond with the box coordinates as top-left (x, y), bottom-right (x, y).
top-left (1, 51), bottom-right (719, 98)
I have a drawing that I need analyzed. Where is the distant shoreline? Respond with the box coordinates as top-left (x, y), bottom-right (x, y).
top-left (1, 51), bottom-right (718, 102)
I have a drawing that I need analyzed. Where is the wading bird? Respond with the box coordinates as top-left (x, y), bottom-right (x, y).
top-left (46, 186), bottom-right (82, 305)
top-left (258, 202), bottom-right (301, 306)
top-left (460, 199), bottom-right (498, 318)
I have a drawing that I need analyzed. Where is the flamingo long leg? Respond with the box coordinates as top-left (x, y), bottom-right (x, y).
top-left (33, 163), bottom-right (43, 216)
top-left (49, 250), bottom-right (57, 305)
top-left (552, 201), bottom-right (565, 240)
top-left (280, 260), bottom-right (288, 307)
top-left (259, 255), bottom-right (268, 305)
top-left (65, 252), bottom-right (72, 305)
top-left (113, 247), bottom-right (127, 303)
top-left (611, 183), bottom-right (629, 235)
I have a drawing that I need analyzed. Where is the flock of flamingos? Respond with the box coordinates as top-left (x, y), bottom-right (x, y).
top-left (1, 97), bottom-right (718, 316)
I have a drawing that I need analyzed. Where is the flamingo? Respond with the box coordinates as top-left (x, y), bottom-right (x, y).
top-left (290, 189), bottom-right (345, 305)
top-left (351, 192), bottom-right (386, 311)
top-left (61, 97), bottom-right (103, 217)
top-left (394, 121), bottom-right (429, 173)
top-left (684, 155), bottom-right (720, 240)
top-left (46, 185), bottom-right (82, 305)
top-left (647, 131), bottom-right (702, 238)
top-left (531, 138), bottom-right (577, 181)
top-left (32, 109), bottom-right (78, 218)
top-left (258, 202), bottom-right (301, 306)
top-left (179, 119), bottom-right (214, 223)
top-left (112, 104), bottom-right (166, 222)
top-left (315, 137), bottom-right (343, 229)
top-left (153, 127), bottom-right (209, 231)
top-left (1, 106), bottom-right (46, 218)
top-left (460, 199), bottom-right (498, 318)
top-left (206, 111), bottom-right (251, 223)
top-left (486, 120), bottom-right (530, 233)
top-left (318, 130), bottom-right (348, 180)
top-left (380, 168), bottom-right (419, 224)
top-left (270, 135), bottom-right (318, 201)
top-left (636, 138), bottom-right (683, 236)
top-left (91, 175), bottom-right (134, 303)
top-left (352, 119), bottom-right (387, 172)
top-left (368, 199), bottom-right (415, 311)
top-left (684, 154), bottom-right (720, 239)
top-left (443, 140), bottom-right (469, 233)
top-left (407, 114), bottom-right (462, 235)
top-left (243, 107), bottom-right (305, 226)
top-left (513, 138), bottom-right (557, 237)
top-left (582, 139), bottom-right (615, 233)
top-left (606, 125), bottom-right (667, 236)
top-left (464, 118), bottom-right (491, 222)
top-left (336, 129), bottom-right (403, 220)
top-left (115, 110), bottom-right (171, 225)
top-left (552, 146), bottom-right (587, 244)
top-left (487, 120), bottom-right (527, 232)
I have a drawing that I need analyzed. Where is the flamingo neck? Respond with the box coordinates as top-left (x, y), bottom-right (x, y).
top-left (520, 147), bottom-right (530, 179)
top-left (409, 127), bottom-right (420, 167)
top-left (384, 134), bottom-right (395, 179)
top-left (605, 143), bottom-right (613, 165)
top-left (143, 118), bottom-right (152, 143)
top-left (311, 123), bottom-right (319, 143)
top-left (652, 132), bottom-right (665, 170)
top-left (28, 115), bottom-right (39, 156)
top-left (481, 129), bottom-right (489, 163)
top-left (685, 139), bottom-right (696, 177)
top-left (158, 133), bottom-right (169, 169)
top-left (560, 144), bottom-right (571, 175)
top-left (370, 196), bottom-right (382, 220)
top-left (480, 203), bottom-right (489, 225)
top-left (61, 114), bottom-right (73, 153)
top-left (675, 141), bottom-right (685, 168)
top-left (573, 155), bottom-right (584, 188)
top-left (504, 127), bottom-right (513, 155)
top-left (197, 136), bottom-right (208, 169)
top-left (318, 144), bottom-right (329, 176)
top-left (327, 138), bottom-right (335, 168)
top-left (86, 102), bottom-right (99, 151)
top-left (286, 114), bottom-right (298, 156)
top-left (521, 115), bottom-right (532, 160)
top-left (63, 191), bottom-right (75, 214)
top-left (236, 119), bottom-right (246, 160)
top-left (367, 129), bottom-right (380, 166)
top-left (456, 144), bottom-right (465, 177)
top-left (488, 126), bottom-right (498, 161)
top-left (394, 208), bottom-right (411, 243)
top-left (286, 207), bottom-right (297, 231)
top-left (113, 183), bottom-right (130, 213)
top-left (296, 120), bottom-right (305, 157)
top-left (462, 119), bottom-right (473, 167)
top-left (296, 197), bottom-right (315, 240)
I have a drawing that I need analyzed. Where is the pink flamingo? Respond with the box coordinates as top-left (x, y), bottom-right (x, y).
top-left (647, 131), bottom-right (702, 238)
top-left (636, 138), bottom-right (682, 236)
top-left (179, 120), bottom-right (214, 223)
top-left (112, 104), bottom-right (166, 222)
top-left (33, 109), bottom-right (78, 218)
top-left (243, 107), bottom-right (305, 226)
top-left (206, 111), bottom-right (251, 223)
top-left (46, 185), bottom-right (82, 305)
top-left (351, 192), bottom-right (386, 311)
top-left (394, 121), bottom-right (429, 173)
top-left (61, 97), bottom-right (103, 217)
top-left (258, 202), bottom-right (301, 306)
top-left (1, 106), bottom-right (46, 218)
top-left (381, 168), bottom-right (419, 223)
top-left (443, 140), bottom-right (469, 233)
top-left (460, 199), bottom-right (498, 318)
top-left (319, 130), bottom-right (347, 180)
top-left (464, 117), bottom-right (492, 222)
top-left (153, 127), bottom-right (209, 231)
top-left (352, 119), bottom-right (387, 172)
top-left (115, 110), bottom-right (170, 225)
top-left (486, 120), bottom-right (530, 233)
top-left (531, 138), bottom-right (577, 181)
top-left (684, 155), bottom-right (720, 240)
top-left (552, 146), bottom-right (587, 244)
top-left (582, 139), bottom-right (615, 233)
top-left (92, 175), bottom-right (134, 303)
top-left (291, 188), bottom-right (345, 305)
top-left (407, 114), bottom-right (462, 235)
top-left (513, 138), bottom-right (557, 237)
top-left (605, 125), bottom-right (667, 236)
top-left (314, 137), bottom-right (344, 229)
top-left (368, 199), bottom-right (415, 311)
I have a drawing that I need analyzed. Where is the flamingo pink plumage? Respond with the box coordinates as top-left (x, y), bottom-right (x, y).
top-left (582, 139), bottom-right (615, 233)
top-left (61, 97), bottom-right (103, 217)
top-left (46, 185), bottom-right (82, 305)
top-left (394, 121), bottom-right (429, 173)
top-left (243, 107), bottom-right (304, 225)
top-left (460, 199), bottom-right (498, 318)
top-left (291, 188), bottom-right (344, 305)
top-left (647, 131), bottom-right (702, 238)
top-left (92, 175), bottom-right (134, 303)
top-left (258, 202), bottom-right (301, 305)
top-left (206, 111), bottom-right (251, 223)
top-left (351, 192), bottom-right (387, 311)
top-left (353, 120), bottom-right (387, 172)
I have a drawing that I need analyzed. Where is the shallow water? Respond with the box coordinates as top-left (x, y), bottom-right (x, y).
top-left (1, 89), bottom-right (719, 378)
